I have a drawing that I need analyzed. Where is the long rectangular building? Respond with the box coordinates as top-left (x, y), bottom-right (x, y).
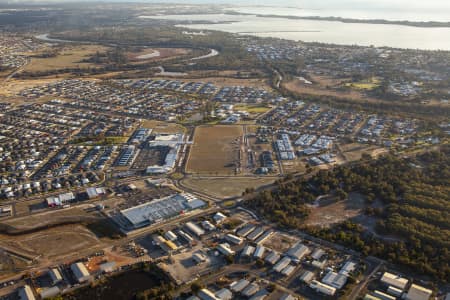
top-left (120, 193), bottom-right (206, 229)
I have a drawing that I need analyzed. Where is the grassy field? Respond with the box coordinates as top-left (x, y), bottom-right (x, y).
top-left (344, 77), bottom-right (381, 90)
top-left (234, 104), bottom-right (272, 114)
top-left (24, 45), bottom-right (108, 72)
top-left (182, 177), bottom-right (275, 198)
top-left (185, 125), bottom-right (243, 175)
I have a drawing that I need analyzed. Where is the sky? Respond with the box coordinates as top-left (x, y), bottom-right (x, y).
top-left (1, 0), bottom-right (449, 22)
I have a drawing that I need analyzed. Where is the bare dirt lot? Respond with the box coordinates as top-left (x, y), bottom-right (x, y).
top-left (339, 143), bottom-right (386, 162)
top-left (141, 120), bottom-right (186, 134)
top-left (305, 192), bottom-right (366, 227)
top-left (186, 125), bottom-right (243, 175)
top-left (0, 224), bottom-right (101, 260)
top-left (182, 177), bottom-right (275, 199)
top-left (128, 47), bottom-right (191, 61)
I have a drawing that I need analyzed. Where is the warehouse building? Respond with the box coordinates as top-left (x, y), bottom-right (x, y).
top-left (217, 243), bottom-right (235, 256)
top-left (18, 285), bottom-right (35, 300)
top-left (185, 221), bottom-right (205, 237)
top-left (322, 271), bottom-right (348, 289)
top-left (380, 272), bottom-right (408, 290)
top-left (286, 242), bottom-right (310, 262)
top-left (198, 288), bottom-right (220, 300)
top-left (309, 280), bottom-right (336, 296)
top-left (225, 233), bottom-right (243, 245)
top-left (49, 268), bottom-right (63, 284)
top-left (120, 193), bottom-right (206, 229)
top-left (70, 262), bottom-right (91, 283)
top-left (406, 284), bottom-right (433, 300)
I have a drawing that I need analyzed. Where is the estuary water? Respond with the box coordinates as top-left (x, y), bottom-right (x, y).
top-left (139, 13), bottom-right (450, 50)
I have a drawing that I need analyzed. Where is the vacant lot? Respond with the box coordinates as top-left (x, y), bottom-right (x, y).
top-left (24, 45), bottom-right (108, 72)
top-left (0, 224), bottom-right (101, 260)
top-left (128, 47), bottom-right (190, 61)
top-left (305, 192), bottom-right (366, 227)
top-left (182, 177), bottom-right (275, 198)
top-left (339, 143), bottom-right (386, 162)
top-left (141, 120), bottom-right (186, 134)
top-left (186, 125), bottom-right (243, 175)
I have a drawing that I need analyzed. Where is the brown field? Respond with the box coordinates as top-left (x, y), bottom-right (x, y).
top-left (339, 143), bottom-right (386, 161)
top-left (305, 192), bottom-right (366, 227)
top-left (0, 78), bottom-right (63, 98)
top-left (0, 224), bottom-right (101, 260)
top-left (283, 77), bottom-right (382, 104)
top-left (182, 177), bottom-right (275, 198)
top-left (2, 206), bottom-right (99, 229)
top-left (23, 45), bottom-right (108, 72)
top-left (127, 47), bottom-right (191, 61)
top-left (140, 120), bottom-right (186, 134)
top-left (186, 125), bottom-right (243, 175)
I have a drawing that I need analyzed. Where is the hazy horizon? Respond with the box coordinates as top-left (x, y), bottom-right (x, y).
top-left (1, 0), bottom-right (449, 22)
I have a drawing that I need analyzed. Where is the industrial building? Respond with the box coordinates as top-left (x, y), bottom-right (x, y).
top-left (215, 288), bottom-right (232, 300)
top-left (49, 268), bottom-right (63, 284)
top-left (225, 233), bottom-right (243, 245)
top-left (120, 193), bottom-right (206, 229)
top-left (217, 243), bottom-right (235, 256)
top-left (322, 271), bottom-right (348, 289)
top-left (70, 262), bottom-right (91, 283)
top-left (265, 250), bottom-right (280, 265)
top-left (253, 245), bottom-right (266, 259)
top-left (18, 285), bottom-right (35, 300)
top-left (246, 226), bottom-right (264, 241)
top-left (273, 257), bottom-right (292, 273)
top-left (406, 284), bottom-right (433, 300)
top-left (236, 224), bottom-right (255, 237)
top-left (198, 288), bottom-right (220, 300)
top-left (300, 271), bottom-right (315, 283)
top-left (286, 242), bottom-right (310, 262)
top-left (380, 272), bottom-right (408, 290)
top-left (213, 212), bottom-right (227, 224)
top-left (230, 279), bottom-right (250, 293)
top-left (241, 245), bottom-right (255, 257)
top-left (185, 221), bottom-right (206, 237)
top-left (309, 280), bottom-right (336, 296)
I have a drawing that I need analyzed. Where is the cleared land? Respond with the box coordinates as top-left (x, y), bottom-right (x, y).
top-left (23, 45), bottom-right (108, 72)
top-left (0, 224), bottom-right (101, 260)
top-left (127, 47), bottom-right (191, 61)
top-left (305, 192), bottom-right (366, 227)
top-left (182, 177), bottom-right (275, 198)
top-left (339, 143), bottom-right (386, 162)
top-left (186, 125), bottom-right (243, 175)
top-left (141, 120), bottom-right (186, 134)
